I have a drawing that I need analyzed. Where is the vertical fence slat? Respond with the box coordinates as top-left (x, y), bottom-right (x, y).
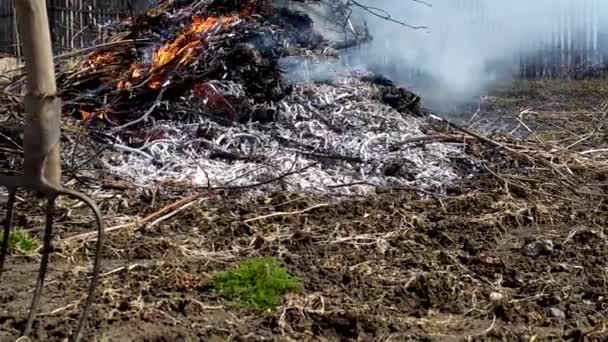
top-left (79, 0), bottom-right (84, 48)
top-left (0, 0), bottom-right (131, 55)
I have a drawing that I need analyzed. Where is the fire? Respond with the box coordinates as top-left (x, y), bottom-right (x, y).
top-left (88, 52), bottom-right (116, 66)
top-left (78, 109), bottom-right (107, 122)
top-left (116, 64), bottom-right (144, 90)
top-left (92, 14), bottom-right (240, 94)
top-left (152, 15), bottom-right (238, 69)
top-left (148, 80), bottom-right (162, 89)
top-left (131, 64), bottom-right (142, 79)
top-left (191, 15), bottom-right (238, 33)
top-left (78, 109), bottom-right (92, 121)
top-left (117, 80), bottom-right (132, 89)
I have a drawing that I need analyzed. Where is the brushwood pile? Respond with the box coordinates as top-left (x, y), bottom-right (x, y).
top-left (5, 0), bottom-right (468, 195)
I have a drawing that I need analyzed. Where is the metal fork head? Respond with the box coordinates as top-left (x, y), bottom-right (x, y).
top-left (0, 184), bottom-right (104, 342)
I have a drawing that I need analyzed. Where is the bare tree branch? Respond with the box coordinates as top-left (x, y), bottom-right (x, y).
top-left (347, 0), bottom-right (429, 30)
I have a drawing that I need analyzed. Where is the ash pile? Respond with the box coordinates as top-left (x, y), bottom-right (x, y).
top-left (7, 0), bottom-right (465, 195)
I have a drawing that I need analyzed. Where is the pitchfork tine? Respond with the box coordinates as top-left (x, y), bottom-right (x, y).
top-left (53, 186), bottom-right (105, 342)
top-left (17, 184), bottom-right (104, 342)
top-left (22, 197), bottom-right (55, 338)
top-left (0, 190), bottom-right (16, 278)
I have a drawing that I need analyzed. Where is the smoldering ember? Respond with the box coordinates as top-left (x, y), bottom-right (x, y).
top-left (1, 0), bottom-right (608, 341)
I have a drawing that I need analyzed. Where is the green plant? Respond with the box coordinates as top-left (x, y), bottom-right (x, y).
top-left (0, 228), bottom-right (39, 255)
top-left (212, 257), bottom-right (302, 310)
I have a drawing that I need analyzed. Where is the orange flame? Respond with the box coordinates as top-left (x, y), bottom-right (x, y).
top-left (131, 64), bottom-right (142, 79)
top-left (148, 80), bottom-right (162, 89)
top-left (88, 52), bottom-right (116, 66)
top-left (78, 109), bottom-right (108, 123)
top-left (90, 14), bottom-right (240, 94)
top-left (78, 109), bottom-right (92, 121)
top-left (117, 80), bottom-right (132, 89)
top-left (116, 64), bottom-right (145, 90)
top-left (152, 15), bottom-right (239, 70)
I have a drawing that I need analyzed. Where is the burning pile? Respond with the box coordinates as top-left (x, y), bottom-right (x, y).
top-left (6, 0), bottom-right (465, 195)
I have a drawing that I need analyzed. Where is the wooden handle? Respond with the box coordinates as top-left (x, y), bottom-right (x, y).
top-left (15, 0), bottom-right (62, 187)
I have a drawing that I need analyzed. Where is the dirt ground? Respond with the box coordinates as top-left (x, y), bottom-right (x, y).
top-left (1, 79), bottom-right (608, 341)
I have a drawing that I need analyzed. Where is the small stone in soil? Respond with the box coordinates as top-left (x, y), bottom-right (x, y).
top-left (521, 239), bottom-right (554, 257)
top-left (549, 307), bottom-right (566, 320)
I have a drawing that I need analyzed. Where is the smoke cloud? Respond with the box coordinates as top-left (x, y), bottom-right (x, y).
top-left (344, 0), bottom-right (606, 111)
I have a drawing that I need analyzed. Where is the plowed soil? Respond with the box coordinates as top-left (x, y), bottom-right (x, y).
top-left (1, 80), bottom-right (608, 341)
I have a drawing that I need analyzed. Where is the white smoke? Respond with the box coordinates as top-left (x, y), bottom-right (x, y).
top-left (344, 0), bottom-right (606, 111)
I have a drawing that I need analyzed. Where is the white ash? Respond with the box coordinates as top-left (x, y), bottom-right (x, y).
top-left (99, 77), bottom-right (464, 196)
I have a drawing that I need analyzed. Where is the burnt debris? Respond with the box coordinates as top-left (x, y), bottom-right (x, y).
top-left (0, 0), bottom-right (457, 194)
top-left (359, 73), bottom-right (423, 117)
top-left (48, 0), bottom-right (335, 129)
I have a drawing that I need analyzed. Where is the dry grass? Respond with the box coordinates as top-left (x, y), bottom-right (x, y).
top-left (1, 78), bottom-right (608, 340)
top-left (0, 57), bottom-right (22, 85)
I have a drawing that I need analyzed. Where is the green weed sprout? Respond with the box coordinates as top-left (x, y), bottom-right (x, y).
top-left (212, 257), bottom-right (302, 310)
top-left (0, 228), bottom-right (39, 255)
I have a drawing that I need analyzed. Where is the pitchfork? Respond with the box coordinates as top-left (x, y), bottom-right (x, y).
top-left (0, 1), bottom-right (104, 342)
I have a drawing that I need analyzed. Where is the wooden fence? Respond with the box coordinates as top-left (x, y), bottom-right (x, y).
top-left (452, 0), bottom-right (607, 79)
top-left (0, 0), bottom-right (18, 55)
top-left (0, 0), bottom-right (148, 56)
